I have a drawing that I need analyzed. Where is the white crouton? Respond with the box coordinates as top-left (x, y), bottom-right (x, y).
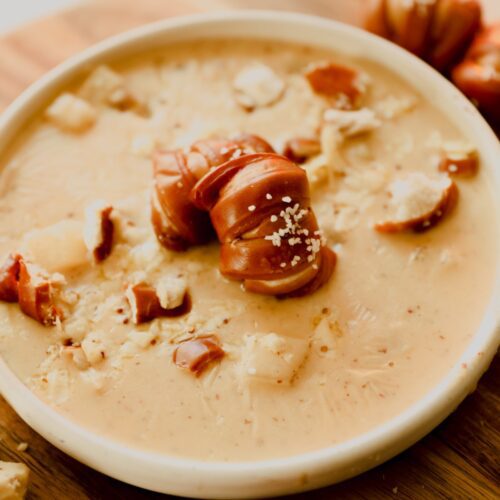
top-left (320, 124), bottom-right (346, 173)
top-left (240, 333), bottom-right (309, 385)
top-left (129, 239), bottom-right (164, 270)
top-left (119, 340), bottom-right (141, 358)
top-left (62, 345), bottom-right (90, 370)
top-left (80, 368), bottom-right (107, 392)
top-left (80, 65), bottom-right (124, 103)
top-left (323, 108), bottom-right (381, 137)
top-left (45, 93), bottom-right (96, 132)
top-left (128, 329), bottom-right (157, 349)
top-left (83, 200), bottom-right (114, 262)
top-left (373, 94), bottom-right (417, 119)
top-left (320, 108), bottom-right (379, 174)
top-left (233, 63), bottom-right (285, 110)
top-left (81, 332), bottom-right (106, 365)
top-left (62, 316), bottom-right (89, 343)
top-left (155, 276), bottom-right (187, 310)
top-left (22, 220), bottom-right (88, 273)
top-left (79, 65), bottom-right (145, 114)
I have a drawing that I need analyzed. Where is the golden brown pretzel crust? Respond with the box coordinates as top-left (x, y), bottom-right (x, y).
top-left (151, 134), bottom-right (275, 251)
top-left (366, 0), bottom-right (482, 73)
top-left (452, 23), bottom-right (500, 124)
top-left (151, 135), bottom-right (336, 297)
top-left (191, 151), bottom-right (335, 297)
top-left (0, 254), bottom-right (62, 326)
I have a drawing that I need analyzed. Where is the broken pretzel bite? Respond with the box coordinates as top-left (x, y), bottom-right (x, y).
top-left (305, 62), bottom-right (369, 108)
top-left (17, 258), bottom-right (62, 326)
top-left (0, 254), bottom-right (21, 303)
top-left (173, 334), bottom-right (225, 376)
top-left (375, 172), bottom-right (458, 233)
top-left (151, 148), bottom-right (219, 251)
top-left (439, 141), bottom-right (479, 176)
top-left (83, 201), bottom-right (114, 262)
top-left (0, 254), bottom-right (63, 326)
top-left (125, 279), bottom-right (189, 324)
top-left (282, 138), bottom-right (321, 164)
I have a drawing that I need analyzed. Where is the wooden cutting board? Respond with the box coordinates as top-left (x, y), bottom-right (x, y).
top-left (0, 1), bottom-right (498, 498)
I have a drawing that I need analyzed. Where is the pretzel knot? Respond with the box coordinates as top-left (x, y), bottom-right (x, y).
top-left (452, 23), bottom-right (500, 124)
top-left (151, 134), bottom-right (273, 251)
top-left (152, 135), bottom-right (336, 297)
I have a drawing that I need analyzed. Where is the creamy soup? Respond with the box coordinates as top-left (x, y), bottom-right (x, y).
top-left (0, 40), bottom-right (497, 462)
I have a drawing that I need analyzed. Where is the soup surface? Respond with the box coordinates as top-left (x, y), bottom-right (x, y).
top-left (0, 40), bottom-right (497, 461)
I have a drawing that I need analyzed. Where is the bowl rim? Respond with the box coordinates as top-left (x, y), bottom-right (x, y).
top-left (0, 10), bottom-right (499, 499)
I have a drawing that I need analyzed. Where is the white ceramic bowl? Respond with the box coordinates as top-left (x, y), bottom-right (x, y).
top-left (0, 11), bottom-right (499, 499)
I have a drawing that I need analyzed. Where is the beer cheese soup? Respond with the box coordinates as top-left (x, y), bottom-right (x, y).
top-left (0, 40), bottom-right (497, 461)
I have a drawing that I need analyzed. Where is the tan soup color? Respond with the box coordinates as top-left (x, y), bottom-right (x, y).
top-left (0, 40), bottom-right (497, 462)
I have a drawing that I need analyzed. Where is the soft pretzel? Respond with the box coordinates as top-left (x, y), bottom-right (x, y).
top-left (151, 134), bottom-right (274, 251)
top-left (452, 23), bottom-right (500, 124)
top-left (191, 152), bottom-right (336, 297)
top-left (151, 134), bottom-right (335, 297)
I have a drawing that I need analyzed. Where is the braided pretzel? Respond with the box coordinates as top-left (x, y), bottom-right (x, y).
top-left (452, 23), bottom-right (500, 124)
top-left (366, 0), bottom-right (482, 72)
top-left (152, 135), bottom-right (336, 297)
top-left (151, 134), bottom-right (273, 251)
top-left (190, 152), bottom-right (336, 297)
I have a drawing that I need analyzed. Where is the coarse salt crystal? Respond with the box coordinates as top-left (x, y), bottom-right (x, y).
top-left (266, 193), bottom-right (273, 200)
top-left (248, 205), bottom-right (256, 212)
top-left (231, 149), bottom-right (243, 160)
top-left (282, 196), bottom-right (292, 203)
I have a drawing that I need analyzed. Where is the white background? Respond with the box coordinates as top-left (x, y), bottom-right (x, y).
top-left (0, 0), bottom-right (77, 34)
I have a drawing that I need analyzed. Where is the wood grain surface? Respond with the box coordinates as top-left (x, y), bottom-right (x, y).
top-left (0, 1), bottom-right (499, 498)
